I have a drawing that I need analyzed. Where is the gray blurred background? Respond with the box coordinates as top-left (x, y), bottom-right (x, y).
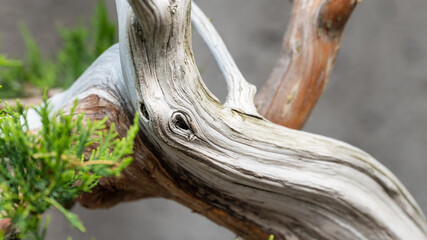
top-left (1, 0), bottom-right (426, 239)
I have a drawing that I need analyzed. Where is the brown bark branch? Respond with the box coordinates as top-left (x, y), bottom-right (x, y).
top-left (255, 0), bottom-right (359, 129)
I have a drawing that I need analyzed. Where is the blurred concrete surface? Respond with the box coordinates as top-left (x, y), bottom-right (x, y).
top-left (1, 0), bottom-right (427, 239)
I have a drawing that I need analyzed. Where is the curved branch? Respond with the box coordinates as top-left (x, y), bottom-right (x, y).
top-left (191, 3), bottom-right (260, 118)
top-left (255, 0), bottom-right (359, 129)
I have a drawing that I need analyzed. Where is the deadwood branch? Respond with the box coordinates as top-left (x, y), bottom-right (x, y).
top-left (19, 0), bottom-right (427, 239)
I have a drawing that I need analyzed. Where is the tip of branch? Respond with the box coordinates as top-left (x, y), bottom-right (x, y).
top-left (317, 0), bottom-right (359, 39)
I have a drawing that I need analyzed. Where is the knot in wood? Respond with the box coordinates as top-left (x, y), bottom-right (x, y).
top-left (169, 111), bottom-right (195, 141)
top-left (139, 101), bottom-right (150, 121)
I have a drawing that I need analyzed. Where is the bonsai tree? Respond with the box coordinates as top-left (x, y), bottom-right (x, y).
top-left (3, 0), bottom-right (427, 239)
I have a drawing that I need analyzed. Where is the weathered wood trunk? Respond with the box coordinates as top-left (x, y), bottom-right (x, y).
top-left (29, 0), bottom-right (427, 239)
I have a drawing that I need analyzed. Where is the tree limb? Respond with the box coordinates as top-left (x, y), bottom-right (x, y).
top-left (255, 0), bottom-right (359, 129)
top-left (191, 2), bottom-right (260, 118)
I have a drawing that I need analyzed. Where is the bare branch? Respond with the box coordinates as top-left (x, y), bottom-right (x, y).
top-left (255, 0), bottom-right (359, 129)
top-left (191, 3), bottom-right (260, 117)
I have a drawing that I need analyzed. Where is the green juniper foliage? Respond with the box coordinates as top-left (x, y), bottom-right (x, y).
top-left (0, 90), bottom-right (139, 240)
top-left (0, 0), bottom-right (117, 98)
top-left (0, 1), bottom-right (132, 239)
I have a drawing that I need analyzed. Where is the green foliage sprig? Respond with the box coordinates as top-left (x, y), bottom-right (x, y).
top-left (0, 0), bottom-right (117, 98)
top-left (0, 89), bottom-right (139, 240)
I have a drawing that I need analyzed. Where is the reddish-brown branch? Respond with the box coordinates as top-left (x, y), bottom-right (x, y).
top-left (255, 0), bottom-right (359, 129)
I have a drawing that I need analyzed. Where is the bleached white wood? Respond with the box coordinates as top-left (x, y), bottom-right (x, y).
top-left (191, 2), bottom-right (260, 117)
top-left (41, 0), bottom-right (427, 239)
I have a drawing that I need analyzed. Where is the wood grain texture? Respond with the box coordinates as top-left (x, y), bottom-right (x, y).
top-left (191, 2), bottom-right (260, 118)
top-left (28, 0), bottom-right (427, 239)
top-left (255, 0), bottom-right (359, 129)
